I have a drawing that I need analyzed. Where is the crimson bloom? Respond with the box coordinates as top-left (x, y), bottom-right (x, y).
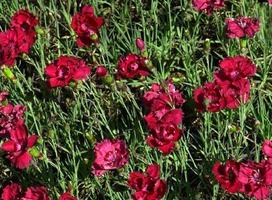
top-left (92, 139), bottom-right (129, 176)
top-left (0, 103), bottom-right (26, 137)
top-left (128, 164), bottom-right (167, 200)
top-left (22, 186), bottom-right (50, 200)
top-left (192, 0), bottom-right (225, 15)
top-left (71, 5), bottom-right (105, 47)
top-left (262, 140), bottom-right (272, 158)
top-left (59, 191), bottom-right (77, 200)
top-left (11, 9), bottom-right (38, 32)
top-left (212, 160), bottom-right (242, 193)
top-left (44, 56), bottom-right (91, 88)
top-left (1, 121), bottom-right (39, 169)
top-left (238, 160), bottom-right (272, 200)
top-left (226, 17), bottom-right (260, 39)
top-left (2, 183), bottom-right (23, 200)
top-left (116, 54), bottom-right (149, 79)
top-left (194, 82), bottom-right (226, 112)
top-left (214, 72), bottom-right (251, 109)
top-left (146, 123), bottom-right (182, 154)
top-left (218, 56), bottom-right (257, 80)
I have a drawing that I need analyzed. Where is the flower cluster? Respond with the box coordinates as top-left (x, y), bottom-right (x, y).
top-left (127, 164), bottom-right (167, 200)
top-left (143, 80), bottom-right (185, 154)
top-left (192, 0), bottom-right (225, 15)
top-left (213, 140), bottom-right (272, 200)
top-left (91, 139), bottom-right (129, 177)
top-left (194, 56), bottom-right (257, 112)
top-left (0, 9), bottom-right (38, 67)
top-left (44, 56), bottom-right (91, 88)
top-left (71, 5), bottom-right (105, 47)
top-left (226, 17), bottom-right (260, 39)
top-left (1, 183), bottom-right (77, 200)
top-left (0, 91), bottom-right (39, 169)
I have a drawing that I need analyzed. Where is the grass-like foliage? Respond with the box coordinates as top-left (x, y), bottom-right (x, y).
top-left (0, 0), bottom-right (272, 199)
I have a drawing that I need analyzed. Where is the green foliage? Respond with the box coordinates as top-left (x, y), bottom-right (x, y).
top-left (0, 0), bottom-right (272, 199)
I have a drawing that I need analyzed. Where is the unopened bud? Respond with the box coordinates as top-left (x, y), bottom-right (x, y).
top-left (29, 147), bottom-right (43, 159)
top-left (2, 66), bottom-right (15, 80)
top-left (136, 38), bottom-right (145, 52)
top-left (204, 38), bottom-right (211, 53)
top-left (104, 75), bottom-right (114, 84)
top-left (96, 66), bottom-right (108, 77)
top-left (35, 26), bottom-right (44, 35)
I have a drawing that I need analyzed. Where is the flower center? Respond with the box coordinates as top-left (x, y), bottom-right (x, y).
top-left (57, 66), bottom-right (69, 79)
top-left (129, 63), bottom-right (139, 71)
top-left (250, 170), bottom-right (263, 184)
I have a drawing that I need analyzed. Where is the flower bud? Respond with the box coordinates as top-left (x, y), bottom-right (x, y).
top-left (29, 147), bottom-right (43, 159)
top-left (96, 66), bottom-right (108, 77)
top-left (2, 66), bottom-right (15, 80)
top-left (136, 38), bottom-right (145, 52)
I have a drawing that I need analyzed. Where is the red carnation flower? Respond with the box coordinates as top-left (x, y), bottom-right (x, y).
top-left (192, 0), bottom-right (225, 15)
top-left (226, 17), bottom-right (260, 39)
top-left (44, 56), bottom-right (91, 88)
top-left (92, 139), bottom-right (129, 176)
top-left (1, 121), bottom-right (39, 169)
top-left (146, 123), bottom-right (182, 154)
top-left (262, 140), bottom-right (272, 158)
top-left (59, 191), bottom-right (77, 200)
top-left (2, 183), bottom-right (23, 200)
top-left (11, 9), bottom-right (38, 32)
top-left (116, 54), bottom-right (149, 79)
top-left (0, 103), bottom-right (26, 137)
top-left (238, 160), bottom-right (272, 200)
top-left (22, 186), bottom-right (50, 200)
top-left (194, 82), bottom-right (226, 112)
top-left (219, 56), bottom-right (257, 80)
top-left (214, 72), bottom-right (251, 109)
top-left (71, 5), bottom-right (104, 47)
top-left (212, 160), bottom-right (242, 193)
top-left (143, 82), bottom-right (185, 110)
top-left (128, 164), bottom-right (167, 200)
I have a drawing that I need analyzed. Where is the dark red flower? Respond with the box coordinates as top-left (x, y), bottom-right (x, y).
top-left (262, 140), bottom-right (272, 158)
top-left (214, 72), bottom-right (251, 109)
top-left (146, 123), bottom-right (182, 154)
top-left (71, 5), bottom-right (104, 47)
top-left (226, 17), bottom-right (260, 39)
top-left (219, 56), bottom-right (257, 80)
top-left (213, 160), bottom-right (242, 193)
top-left (22, 186), bottom-right (50, 200)
top-left (95, 66), bottom-right (107, 77)
top-left (238, 160), bottom-right (272, 200)
top-left (11, 9), bottom-right (38, 32)
top-left (0, 91), bottom-right (9, 103)
top-left (144, 108), bottom-right (183, 130)
top-left (59, 191), bottom-right (77, 200)
top-left (44, 56), bottom-right (91, 88)
top-left (192, 0), bottom-right (225, 15)
top-left (2, 183), bottom-right (23, 200)
top-left (194, 82), bottom-right (226, 112)
top-left (0, 103), bottom-right (26, 137)
top-left (143, 82), bottom-right (185, 110)
top-left (116, 54), bottom-right (149, 79)
top-left (128, 164), bottom-right (167, 200)
top-left (1, 121), bottom-right (39, 169)
top-left (92, 139), bottom-right (129, 176)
